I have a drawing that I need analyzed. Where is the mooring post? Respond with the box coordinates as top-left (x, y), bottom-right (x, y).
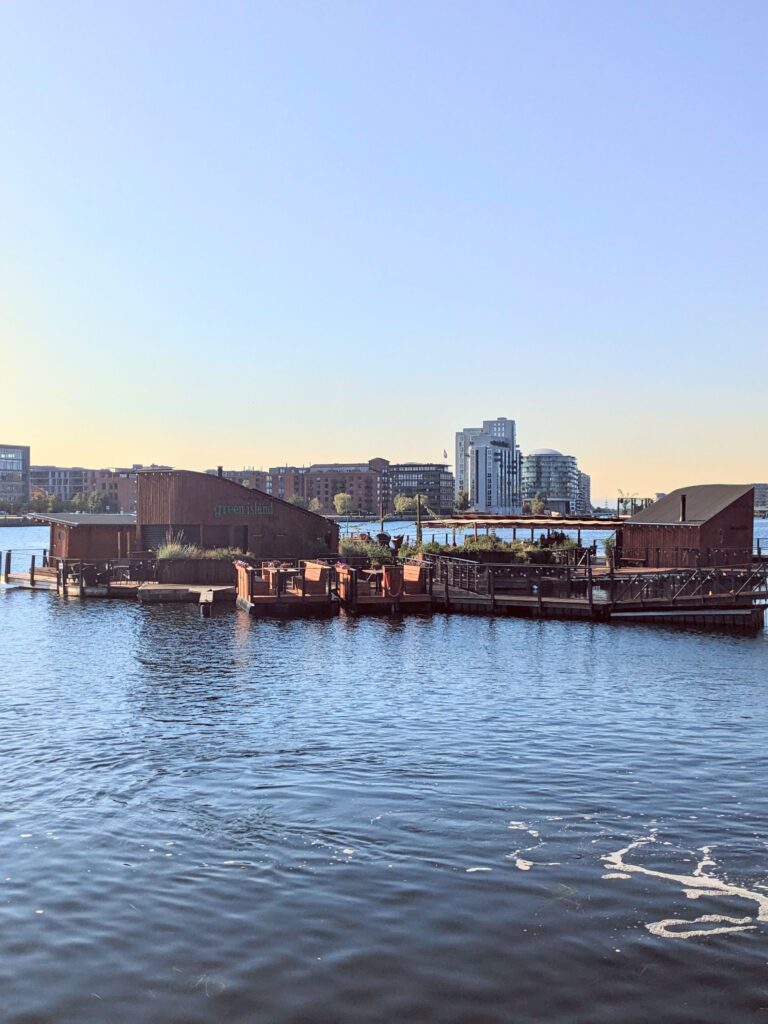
top-left (78, 561), bottom-right (84, 598)
top-left (3, 550), bottom-right (10, 584)
top-left (588, 565), bottom-right (594, 615)
top-left (489, 567), bottom-right (495, 613)
top-left (30, 555), bottom-right (35, 587)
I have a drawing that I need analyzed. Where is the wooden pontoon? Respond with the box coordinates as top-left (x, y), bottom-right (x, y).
top-left (234, 560), bottom-right (338, 618)
top-left (336, 561), bottom-right (433, 616)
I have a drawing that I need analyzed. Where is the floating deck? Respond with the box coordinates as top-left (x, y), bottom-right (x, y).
top-left (3, 551), bottom-right (766, 633)
top-left (236, 593), bottom-right (337, 618)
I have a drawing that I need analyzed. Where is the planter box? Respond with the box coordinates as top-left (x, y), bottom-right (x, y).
top-left (157, 559), bottom-right (237, 585)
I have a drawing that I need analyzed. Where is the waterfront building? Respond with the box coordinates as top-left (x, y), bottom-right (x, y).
top-left (383, 463), bottom-right (455, 515)
top-left (267, 466), bottom-right (306, 503)
top-left (302, 460), bottom-right (388, 514)
top-left (30, 465), bottom-right (90, 503)
top-left (577, 472), bottom-right (592, 514)
top-left (752, 483), bottom-right (768, 516)
top-left (454, 427), bottom-right (482, 497)
top-left (32, 512), bottom-right (138, 561)
top-left (206, 467), bottom-right (270, 492)
top-left (0, 444), bottom-right (30, 507)
top-left (137, 469), bottom-right (338, 557)
top-left (467, 436), bottom-right (520, 514)
top-left (618, 485), bottom-right (754, 568)
top-left (30, 464), bottom-right (170, 512)
top-left (522, 449), bottom-right (582, 514)
top-left (455, 417), bottom-right (522, 512)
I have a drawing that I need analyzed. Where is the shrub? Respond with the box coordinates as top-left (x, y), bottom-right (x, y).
top-left (339, 538), bottom-right (392, 565)
top-left (156, 532), bottom-right (247, 561)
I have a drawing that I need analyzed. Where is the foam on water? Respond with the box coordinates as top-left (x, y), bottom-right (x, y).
top-left (603, 832), bottom-right (768, 939)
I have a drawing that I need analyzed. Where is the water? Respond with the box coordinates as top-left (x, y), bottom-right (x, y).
top-left (2, 527), bottom-right (768, 1022)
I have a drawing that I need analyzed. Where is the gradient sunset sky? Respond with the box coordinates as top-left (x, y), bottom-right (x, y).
top-left (1, 0), bottom-right (766, 503)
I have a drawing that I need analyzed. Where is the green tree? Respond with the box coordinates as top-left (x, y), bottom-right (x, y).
top-left (333, 492), bottom-right (353, 515)
top-left (454, 490), bottom-right (469, 511)
top-left (393, 493), bottom-right (416, 515)
top-left (287, 494), bottom-right (309, 509)
top-left (530, 492), bottom-right (546, 515)
top-left (87, 490), bottom-right (108, 512)
top-left (308, 497), bottom-right (322, 513)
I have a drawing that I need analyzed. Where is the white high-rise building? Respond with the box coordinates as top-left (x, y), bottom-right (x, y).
top-left (454, 417), bottom-right (522, 513)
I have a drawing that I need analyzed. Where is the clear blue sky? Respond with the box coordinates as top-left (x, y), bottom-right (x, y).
top-left (1, 0), bottom-right (766, 500)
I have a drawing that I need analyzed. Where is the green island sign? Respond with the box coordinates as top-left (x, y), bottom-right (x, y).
top-left (213, 502), bottom-right (274, 518)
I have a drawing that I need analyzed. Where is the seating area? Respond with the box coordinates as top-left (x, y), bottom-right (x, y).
top-left (290, 561), bottom-right (331, 596)
top-left (403, 563), bottom-right (427, 595)
top-left (233, 558), bottom-right (434, 618)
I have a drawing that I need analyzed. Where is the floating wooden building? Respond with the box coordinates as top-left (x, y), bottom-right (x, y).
top-left (31, 512), bottom-right (137, 561)
top-left (618, 485), bottom-right (754, 568)
top-left (137, 470), bottom-right (338, 558)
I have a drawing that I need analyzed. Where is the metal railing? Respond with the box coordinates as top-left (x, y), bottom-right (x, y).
top-left (422, 554), bottom-right (768, 609)
top-left (57, 557), bottom-right (157, 591)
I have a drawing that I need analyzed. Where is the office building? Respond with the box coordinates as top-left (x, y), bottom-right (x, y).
top-left (0, 444), bottom-right (30, 508)
top-left (384, 463), bottom-right (455, 515)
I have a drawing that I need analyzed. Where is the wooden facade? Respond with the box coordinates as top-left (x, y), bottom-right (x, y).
top-left (33, 514), bottom-right (137, 561)
top-left (618, 485), bottom-right (754, 568)
top-left (136, 470), bottom-right (339, 559)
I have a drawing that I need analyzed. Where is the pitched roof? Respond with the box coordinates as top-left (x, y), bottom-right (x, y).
top-left (30, 513), bottom-right (136, 527)
top-left (627, 485), bottom-right (753, 526)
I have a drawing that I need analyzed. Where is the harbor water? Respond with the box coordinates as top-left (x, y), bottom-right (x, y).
top-left (2, 526), bottom-right (768, 1022)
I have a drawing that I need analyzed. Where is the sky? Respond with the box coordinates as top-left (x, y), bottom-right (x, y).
top-left (1, 0), bottom-right (766, 503)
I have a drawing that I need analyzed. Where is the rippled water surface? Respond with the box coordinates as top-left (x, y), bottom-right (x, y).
top-left (3, 533), bottom-right (768, 1022)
